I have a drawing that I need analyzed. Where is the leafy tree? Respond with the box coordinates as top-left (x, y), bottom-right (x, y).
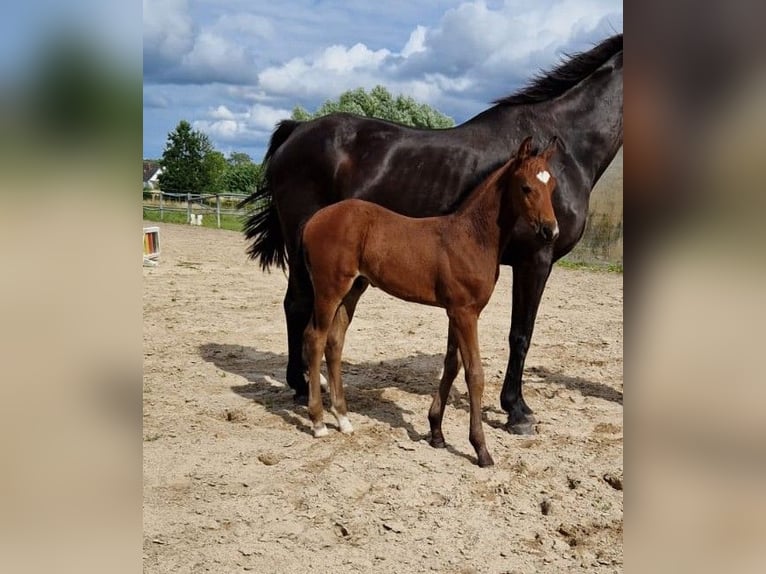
top-left (222, 152), bottom-right (263, 195)
top-left (202, 150), bottom-right (227, 193)
top-left (158, 120), bottom-right (215, 193)
top-left (291, 86), bottom-right (454, 128)
top-left (227, 152), bottom-right (253, 167)
top-left (291, 106), bottom-right (312, 121)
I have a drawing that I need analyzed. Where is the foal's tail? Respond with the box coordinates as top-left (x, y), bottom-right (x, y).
top-left (239, 120), bottom-right (301, 272)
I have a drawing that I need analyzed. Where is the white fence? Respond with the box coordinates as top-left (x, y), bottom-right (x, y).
top-left (142, 191), bottom-right (250, 228)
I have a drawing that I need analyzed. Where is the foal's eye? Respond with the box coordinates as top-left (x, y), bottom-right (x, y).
top-left (521, 185), bottom-right (532, 195)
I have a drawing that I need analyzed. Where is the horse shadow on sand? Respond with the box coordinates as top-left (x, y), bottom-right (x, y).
top-left (199, 343), bottom-right (622, 462)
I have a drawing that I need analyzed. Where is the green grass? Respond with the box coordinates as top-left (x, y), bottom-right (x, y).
top-left (142, 207), bottom-right (244, 232)
top-left (557, 259), bottom-right (623, 273)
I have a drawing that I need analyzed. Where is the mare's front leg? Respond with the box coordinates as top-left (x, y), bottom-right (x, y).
top-left (451, 309), bottom-right (493, 467)
top-left (284, 257), bottom-right (313, 404)
top-left (428, 324), bottom-right (462, 448)
top-left (325, 278), bottom-right (368, 434)
top-left (500, 253), bottom-right (553, 435)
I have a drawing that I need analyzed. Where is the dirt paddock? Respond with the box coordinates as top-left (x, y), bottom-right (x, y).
top-left (143, 221), bottom-right (623, 573)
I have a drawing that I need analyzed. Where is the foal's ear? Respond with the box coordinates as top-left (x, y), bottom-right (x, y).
top-left (517, 136), bottom-right (534, 159)
top-left (541, 136), bottom-right (560, 161)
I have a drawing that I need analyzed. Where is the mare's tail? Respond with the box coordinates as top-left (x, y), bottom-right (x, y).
top-left (239, 120), bottom-right (301, 271)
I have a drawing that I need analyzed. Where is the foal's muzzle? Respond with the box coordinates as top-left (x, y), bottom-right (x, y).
top-left (538, 222), bottom-right (560, 243)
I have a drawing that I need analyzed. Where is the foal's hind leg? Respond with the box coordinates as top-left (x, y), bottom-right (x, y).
top-left (304, 292), bottom-right (346, 437)
top-left (428, 324), bottom-right (462, 448)
top-left (325, 278), bottom-right (369, 434)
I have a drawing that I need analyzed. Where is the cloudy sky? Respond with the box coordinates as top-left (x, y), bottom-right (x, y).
top-left (143, 0), bottom-right (622, 161)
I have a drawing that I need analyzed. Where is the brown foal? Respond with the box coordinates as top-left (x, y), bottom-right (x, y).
top-left (301, 136), bottom-right (559, 467)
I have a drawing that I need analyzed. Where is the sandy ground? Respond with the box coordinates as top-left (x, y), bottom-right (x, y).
top-left (143, 220), bottom-right (623, 573)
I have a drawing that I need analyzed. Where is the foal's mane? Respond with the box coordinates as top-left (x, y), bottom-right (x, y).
top-left (454, 155), bottom-right (517, 215)
top-left (494, 34), bottom-right (623, 106)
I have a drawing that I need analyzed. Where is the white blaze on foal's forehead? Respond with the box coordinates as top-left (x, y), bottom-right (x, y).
top-left (536, 170), bottom-right (551, 184)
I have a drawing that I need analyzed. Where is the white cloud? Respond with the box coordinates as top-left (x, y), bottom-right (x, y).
top-left (209, 105), bottom-right (236, 120)
top-left (247, 103), bottom-right (292, 131)
top-left (180, 30), bottom-right (253, 82)
top-left (392, 0), bottom-right (621, 107)
top-left (258, 43), bottom-right (392, 97)
top-left (401, 25), bottom-right (427, 58)
top-left (145, 5), bottom-right (268, 83)
top-left (213, 13), bottom-right (275, 38)
top-left (194, 102), bottom-right (293, 144)
top-left (317, 43), bottom-right (391, 73)
top-left (253, 0), bottom-right (620, 110)
top-left (143, 0), bottom-right (194, 65)
top-left (144, 1), bottom-right (622, 159)
top-left (195, 119), bottom-right (240, 139)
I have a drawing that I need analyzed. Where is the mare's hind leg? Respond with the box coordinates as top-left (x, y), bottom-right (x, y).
top-left (428, 324), bottom-right (462, 448)
top-left (500, 257), bottom-right (553, 435)
top-left (325, 278), bottom-right (369, 434)
top-left (451, 308), bottom-right (494, 467)
top-left (284, 259), bottom-right (313, 403)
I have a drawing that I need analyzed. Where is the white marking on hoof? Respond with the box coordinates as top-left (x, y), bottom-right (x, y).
top-left (338, 416), bottom-right (354, 434)
top-left (263, 375), bottom-right (285, 388)
top-left (536, 170), bottom-right (550, 184)
top-left (313, 424), bottom-right (328, 438)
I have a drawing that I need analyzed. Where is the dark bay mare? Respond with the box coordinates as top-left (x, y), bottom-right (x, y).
top-left (302, 137), bottom-right (559, 466)
top-left (241, 34), bottom-right (622, 434)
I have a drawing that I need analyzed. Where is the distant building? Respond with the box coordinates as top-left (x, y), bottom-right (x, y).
top-left (143, 160), bottom-right (163, 190)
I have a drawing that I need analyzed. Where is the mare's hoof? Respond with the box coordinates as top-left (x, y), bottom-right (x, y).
top-left (505, 413), bottom-right (537, 435)
top-left (313, 425), bottom-right (328, 438)
top-left (293, 392), bottom-right (309, 406)
top-left (478, 453), bottom-right (495, 468)
top-left (429, 436), bottom-right (446, 449)
top-left (505, 409), bottom-right (537, 435)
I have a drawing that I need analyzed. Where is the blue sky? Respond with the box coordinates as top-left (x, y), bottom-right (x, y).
top-left (143, 0), bottom-right (622, 161)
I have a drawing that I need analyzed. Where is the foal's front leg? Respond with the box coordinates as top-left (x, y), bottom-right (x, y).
top-left (428, 324), bottom-right (462, 448)
top-left (452, 309), bottom-right (494, 467)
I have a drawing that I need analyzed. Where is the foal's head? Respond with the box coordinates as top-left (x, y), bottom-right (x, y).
top-left (506, 136), bottom-right (559, 242)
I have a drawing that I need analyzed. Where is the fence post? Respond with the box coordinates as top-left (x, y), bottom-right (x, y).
top-left (159, 190), bottom-right (164, 221)
top-left (187, 193), bottom-right (192, 224)
top-left (216, 195), bottom-right (221, 228)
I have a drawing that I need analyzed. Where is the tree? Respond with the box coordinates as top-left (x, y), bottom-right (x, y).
top-left (290, 86), bottom-right (454, 128)
top-left (222, 152), bottom-right (263, 195)
top-left (158, 120), bottom-right (216, 193)
top-left (202, 150), bottom-right (227, 193)
top-left (227, 152), bottom-right (253, 167)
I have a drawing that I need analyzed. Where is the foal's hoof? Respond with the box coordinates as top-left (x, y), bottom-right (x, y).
top-left (505, 413), bottom-right (537, 435)
top-left (429, 435), bottom-right (446, 449)
top-left (313, 424), bottom-right (328, 438)
top-left (338, 416), bottom-right (354, 434)
top-left (477, 453), bottom-right (495, 468)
